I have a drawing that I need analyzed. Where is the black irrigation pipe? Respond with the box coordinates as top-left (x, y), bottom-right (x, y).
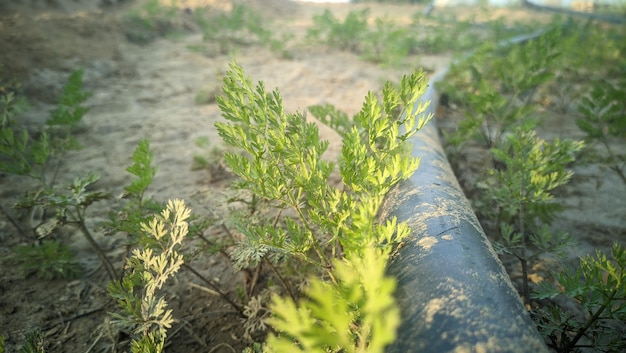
top-left (521, 0), bottom-right (626, 24)
top-left (381, 67), bottom-right (548, 352)
top-left (381, 2), bottom-right (624, 352)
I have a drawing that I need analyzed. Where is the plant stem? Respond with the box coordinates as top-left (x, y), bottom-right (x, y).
top-left (520, 137), bottom-right (530, 307)
top-left (293, 202), bottom-right (336, 283)
top-left (564, 289), bottom-right (618, 351)
top-left (75, 208), bottom-right (116, 281)
top-left (182, 263), bottom-right (244, 315)
top-left (196, 230), bottom-right (231, 261)
top-left (0, 204), bottom-right (28, 238)
top-left (264, 257), bottom-right (297, 302)
top-left (601, 138), bottom-right (626, 186)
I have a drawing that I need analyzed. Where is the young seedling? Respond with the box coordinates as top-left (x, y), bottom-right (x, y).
top-left (480, 123), bottom-right (583, 304)
top-left (215, 61), bottom-right (430, 351)
top-left (0, 69), bottom-right (116, 280)
top-left (109, 199), bottom-right (191, 353)
top-left (441, 28), bottom-right (561, 153)
top-left (307, 9), bottom-right (369, 53)
top-left (534, 242), bottom-right (626, 353)
top-left (576, 79), bottom-right (626, 186)
top-left (194, 4), bottom-right (276, 55)
top-left (108, 139), bottom-right (243, 313)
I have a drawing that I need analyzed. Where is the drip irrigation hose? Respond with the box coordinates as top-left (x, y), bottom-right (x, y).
top-left (382, 68), bottom-right (548, 353)
top-left (382, 2), bottom-right (623, 352)
top-left (521, 0), bottom-right (626, 25)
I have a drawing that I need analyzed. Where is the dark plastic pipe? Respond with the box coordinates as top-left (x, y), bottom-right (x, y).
top-left (381, 67), bottom-right (549, 352)
top-left (381, 3), bottom-right (624, 352)
top-left (522, 0), bottom-right (626, 24)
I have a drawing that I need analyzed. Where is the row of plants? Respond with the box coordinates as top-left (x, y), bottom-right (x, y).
top-left (306, 6), bottom-right (541, 66)
top-left (437, 16), bottom-right (626, 353)
top-left (125, 0), bottom-right (292, 57)
top-left (124, 0), bottom-right (544, 68)
top-left (2, 3), bottom-right (624, 352)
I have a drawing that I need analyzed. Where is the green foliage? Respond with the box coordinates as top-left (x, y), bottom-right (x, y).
top-left (361, 17), bottom-right (415, 67)
top-left (0, 126), bottom-right (51, 181)
top-left (47, 69), bottom-right (91, 127)
top-left (216, 61), bottom-right (429, 351)
top-left (0, 83), bottom-right (27, 128)
top-left (109, 199), bottom-right (191, 353)
top-left (480, 124), bottom-right (584, 228)
top-left (10, 240), bottom-right (81, 280)
top-left (132, 0), bottom-right (178, 30)
top-left (477, 123), bottom-right (582, 303)
top-left (307, 9), bottom-right (540, 67)
top-left (107, 138), bottom-right (165, 265)
top-left (195, 4), bottom-right (279, 55)
top-left (0, 70), bottom-right (116, 279)
top-left (577, 79), bottom-right (626, 139)
top-left (18, 329), bottom-right (45, 353)
top-left (124, 0), bottom-right (181, 44)
top-left (307, 9), bottom-right (419, 66)
top-left (437, 17), bottom-right (625, 351)
top-left (307, 104), bottom-right (351, 136)
top-left (216, 61), bottom-right (428, 264)
top-left (266, 248), bottom-right (399, 353)
top-left (0, 69), bottom-right (89, 185)
top-left (125, 139), bottom-right (157, 203)
top-left (410, 13), bottom-right (486, 54)
top-left (441, 28), bottom-right (562, 151)
top-left (14, 173), bottom-right (115, 278)
top-left (576, 78), bottom-right (626, 185)
top-left (534, 242), bottom-right (626, 352)
top-left (308, 9), bottom-right (370, 53)
top-left (558, 20), bottom-right (626, 80)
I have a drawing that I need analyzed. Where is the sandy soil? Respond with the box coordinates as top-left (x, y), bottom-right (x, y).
top-left (0, 0), bottom-right (624, 352)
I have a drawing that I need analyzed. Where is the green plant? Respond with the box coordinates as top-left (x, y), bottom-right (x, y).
top-left (481, 122), bottom-right (584, 227)
top-left (109, 199), bottom-right (191, 353)
top-left (0, 69), bottom-right (89, 187)
top-left (47, 69), bottom-right (92, 152)
top-left (9, 240), bottom-right (81, 280)
top-left (0, 70), bottom-right (116, 279)
top-left (107, 138), bottom-right (243, 317)
top-left (107, 138), bottom-right (165, 249)
top-left (195, 4), bottom-right (276, 55)
top-left (534, 242), bottom-right (626, 352)
top-left (440, 28), bottom-right (561, 153)
top-left (307, 9), bottom-right (370, 53)
top-left (576, 78), bottom-right (626, 185)
top-left (361, 17), bottom-right (416, 67)
top-left (124, 0), bottom-right (181, 44)
top-left (18, 329), bottom-right (45, 353)
top-left (0, 75), bottom-right (27, 128)
top-left (410, 13), bottom-right (479, 54)
top-left (195, 84), bottom-right (219, 105)
top-left (16, 173), bottom-right (114, 277)
top-left (479, 122), bottom-right (583, 304)
top-left (559, 20), bottom-right (625, 81)
top-left (266, 248), bottom-right (399, 353)
top-left (435, 18), bottom-right (626, 352)
top-left (216, 61), bottom-right (430, 351)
